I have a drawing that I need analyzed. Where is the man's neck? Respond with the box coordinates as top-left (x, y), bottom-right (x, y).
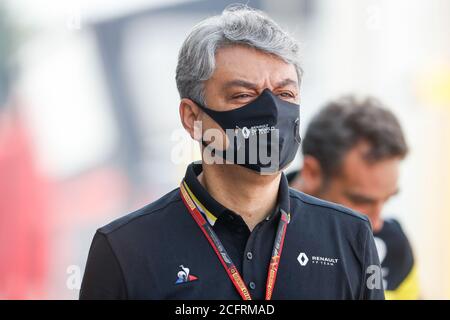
top-left (198, 163), bottom-right (281, 231)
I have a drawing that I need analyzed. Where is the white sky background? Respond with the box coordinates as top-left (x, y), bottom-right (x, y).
top-left (4, 0), bottom-right (190, 25)
top-left (2, 0), bottom-right (194, 178)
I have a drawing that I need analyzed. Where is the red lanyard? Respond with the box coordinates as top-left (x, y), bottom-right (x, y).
top-left (180, 180), bottom-right (290, 300)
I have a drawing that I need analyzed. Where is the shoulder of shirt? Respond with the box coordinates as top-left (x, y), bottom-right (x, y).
top-left (288, 187), bottom-right (370, 224)
top-left (377, 217), bottom-right (410, 241)
top-left (382, 217), bottom-right (404, 232)
top-left (97, 187), bottom-right (181, 235)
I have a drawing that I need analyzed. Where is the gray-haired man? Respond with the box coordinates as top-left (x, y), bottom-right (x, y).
top-left (80, 5), bottom-right (384, 300)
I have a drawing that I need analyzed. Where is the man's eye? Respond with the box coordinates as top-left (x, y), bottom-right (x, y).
top-left (279, 92), bottom-right (295, 98)
top-left (233, 94), bottom-right (253, 99)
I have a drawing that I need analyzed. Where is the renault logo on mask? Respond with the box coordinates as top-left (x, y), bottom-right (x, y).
top-left (241, 126), bottom-right (250, 139)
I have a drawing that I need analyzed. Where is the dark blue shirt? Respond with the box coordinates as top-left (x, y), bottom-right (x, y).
top-left (80, 162), bottom-right (384, 299)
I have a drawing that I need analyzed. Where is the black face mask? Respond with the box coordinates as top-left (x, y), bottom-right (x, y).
top-left (193, 88), bottom-right (301, 174)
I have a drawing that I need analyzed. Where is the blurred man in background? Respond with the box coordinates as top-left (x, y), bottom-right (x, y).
top-left (288, 96), bottom-right (420, 299)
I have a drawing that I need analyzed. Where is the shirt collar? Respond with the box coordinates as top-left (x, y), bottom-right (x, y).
top-left (182, 161), bottom-right (291, 226)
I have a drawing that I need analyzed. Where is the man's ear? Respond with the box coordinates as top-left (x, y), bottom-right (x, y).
top-left (300, 155), bottom-right (324, 196)
top-left (179, 98), bottom-right (202, 141)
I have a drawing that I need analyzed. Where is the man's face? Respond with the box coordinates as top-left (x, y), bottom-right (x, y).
top-left (203, 45), bottom-right (299, 109)
top-left (318, 142), bottom-right (401, 232)
top-left (199, 45), bottom-right (299, 154)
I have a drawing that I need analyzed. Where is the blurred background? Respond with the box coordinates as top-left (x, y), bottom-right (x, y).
top-left (0, 0), bottom-right (449, 299)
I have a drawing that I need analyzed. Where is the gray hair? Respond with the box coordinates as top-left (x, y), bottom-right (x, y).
top-left (175, 4), bottom-right (302, 105)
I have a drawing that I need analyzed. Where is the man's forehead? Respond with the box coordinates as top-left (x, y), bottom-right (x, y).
top-left (211, 45), bottom-right (298, 85)
top-left (337, 145), bottom-right (401, 197)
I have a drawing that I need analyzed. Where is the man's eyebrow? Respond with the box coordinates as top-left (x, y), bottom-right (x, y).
top-left (222, 79), bottom-right (259, 90)
top-left (222, 78), bottom-right (299, 90)
top-left (345, 192), bottom-right (376, 203)
top-left (275, 78), bottom-right (299, 88)
top-left (345, 188), bottom-right (400, 203)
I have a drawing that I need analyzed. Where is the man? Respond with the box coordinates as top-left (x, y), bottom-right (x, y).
top-left (288, 96), bottom-right (420, 299)
top-left (80, 6), bottom-right (383, 300)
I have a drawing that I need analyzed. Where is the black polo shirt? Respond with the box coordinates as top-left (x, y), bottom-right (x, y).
top-left (80, 162), bottom-right (384, 300)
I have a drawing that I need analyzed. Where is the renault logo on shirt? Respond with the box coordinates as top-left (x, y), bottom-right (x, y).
top-left (297, 252), bottom-right (309, 266)
top-left (298, 252), bottom-right (339, 267)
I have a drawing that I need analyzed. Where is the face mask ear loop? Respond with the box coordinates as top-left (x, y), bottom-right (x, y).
top-left (190, 98), bottom-right (216, 119)
top-left (190, 98), bottom-right (229, 162)
top-left (294, 118), bottom-right (302, 144)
